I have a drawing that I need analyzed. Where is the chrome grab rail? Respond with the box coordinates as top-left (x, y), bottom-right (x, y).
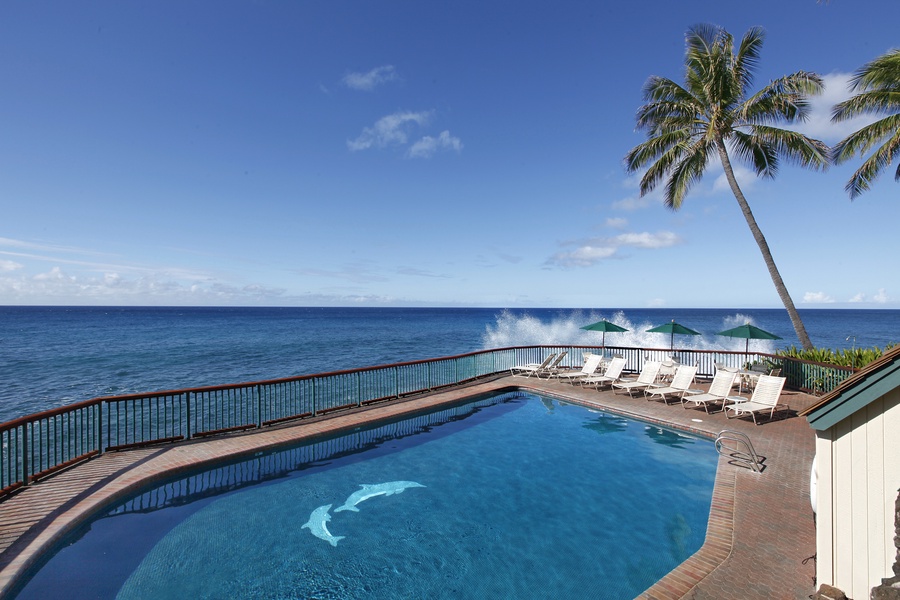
top-left (715, 429), bottom-right (765, 473)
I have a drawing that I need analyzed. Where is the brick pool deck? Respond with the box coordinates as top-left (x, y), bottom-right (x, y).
top-left (0, 375), bottom-right (819, 599)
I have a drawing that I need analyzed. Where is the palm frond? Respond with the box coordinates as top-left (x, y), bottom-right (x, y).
top-left (625, 130), bottom-right (689, 172)
top-left (849, 48), bottom-right (900, 93)
top-left (752, 125), bottom-right (829, 171)
top-left (843, 128), bottom-right (900, 198)
top-left (744, 72), bottom-right (823, 124)
top-left (832, 114), bottom-right (900, 163)
top-left (832, 90), bottom-right (900, 121)
top-left (638, 142), bottom-right (690, 196)
top-left (665, 139), bottom-right (715, 209)
top-left (733, 26), bottom-right (765, 97)
top-left (731, 130), bottom-right (778, 177)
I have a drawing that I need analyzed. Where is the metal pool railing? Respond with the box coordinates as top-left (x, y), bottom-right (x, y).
top-left (0, 345), bottom-right (856, 500)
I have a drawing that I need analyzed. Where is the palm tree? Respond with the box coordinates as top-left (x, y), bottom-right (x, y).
top-left (625, 24), bottom-right (829, 350)
top-left (831, 48), bottom-right (900, 198)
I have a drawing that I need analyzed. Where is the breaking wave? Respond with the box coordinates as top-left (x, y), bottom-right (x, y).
top-left (481, 309), bottom-right (778, 354)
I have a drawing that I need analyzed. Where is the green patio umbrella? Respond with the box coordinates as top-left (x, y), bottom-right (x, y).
top-left (716, 323), bottom-right (782, 354)
top-left (580, 319), bottom-right (629, 348)
top-left (646, 319), bottom-right (701, 350)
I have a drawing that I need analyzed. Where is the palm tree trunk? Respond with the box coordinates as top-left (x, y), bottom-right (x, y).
top-left (716, 142), bottom-right (814, 350)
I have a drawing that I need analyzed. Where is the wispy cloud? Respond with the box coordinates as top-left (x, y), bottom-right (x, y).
top-left (342, 65), bottom-right (399, 91)
top-left (803, 291), bottom-right (836, 303)
top-left (396, 266), bottom-right (451, 278)
top-left (547, 231), bottom-right (682, 267)
top-left (407, 130), bottom-right (463, 158)
top-left (347, 110), bottom-right (432, 152)
top-left (292, 263), bottom-right (388, 284)
top-left (0, 265), bottom-right (288, 305)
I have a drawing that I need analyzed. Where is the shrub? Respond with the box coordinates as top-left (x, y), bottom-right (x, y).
top-left (776, 343), bottom-right (895, 369)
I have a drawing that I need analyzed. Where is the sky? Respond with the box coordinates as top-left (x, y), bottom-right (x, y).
top-left (1, 0), bottom-right (899, 309)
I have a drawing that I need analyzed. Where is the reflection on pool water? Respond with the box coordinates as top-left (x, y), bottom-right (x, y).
top-left (16, 392), bottom-right (718, 599)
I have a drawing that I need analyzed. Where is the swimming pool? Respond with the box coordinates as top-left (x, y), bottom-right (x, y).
top-left (14, 392), bottom-right (718, 599)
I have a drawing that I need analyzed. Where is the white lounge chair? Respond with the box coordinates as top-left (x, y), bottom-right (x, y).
top-left (681, 370), bottom-right (737, 413)
top-left (580, 357), bottom-right (626, 389)
top-left (644, 364), bottom-right (698, 403)
top-left (725, 374), bottom-right (787, 425)
top-left (537, 351), bottom-right (569, 379)
top-left (613, 361), bottom-right (661, 397)
top-left (657, 359), bottom-right (679, 382)
top-left (552, 353), bottom-right (603, 384)
top-left (715, 362), bottom-right (743, 390)
top-left (511, 353), bottom-right (557, 378)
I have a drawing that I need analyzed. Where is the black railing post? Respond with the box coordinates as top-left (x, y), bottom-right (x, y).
top-left (256, 384), bottom-right (263, 429)
top-left (96, 402), bottom-right (103, 455)
top-left (21, 423), bottom-right (30, 487)
top-left (185, 392), bottom-right (192, 440)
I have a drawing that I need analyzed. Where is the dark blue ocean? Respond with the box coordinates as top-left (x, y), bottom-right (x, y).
top-left (1, 306), bottom-right (899, 423)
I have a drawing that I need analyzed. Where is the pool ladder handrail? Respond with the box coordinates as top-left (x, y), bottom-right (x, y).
top-left (715, 429), bottom-right (765, 473)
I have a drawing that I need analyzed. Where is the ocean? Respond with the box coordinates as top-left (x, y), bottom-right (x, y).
top-left (1, 306), bottom-right (899, 423)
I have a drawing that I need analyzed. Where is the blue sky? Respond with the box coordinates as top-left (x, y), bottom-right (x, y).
top-left (1, 0), bottom-right (898, 308)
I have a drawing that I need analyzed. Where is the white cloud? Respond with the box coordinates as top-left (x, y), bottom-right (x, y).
top-left (0, 265), bottom-right (288, 305)
top-left (647, 297), bottom-right (666, 307)
top-left (613, 231), bottom-right (681, 249)
top-left (342, 65), bottom-right (399, 91)
top-left (347, 110), bottom-right (432, 152)
top-left (549, 245), bottom-right (618, 267)
top-left (547, 231), bottom-right (682, 268)
top-left (803, 291), bottom-right (836, 303)
top-left (0, 259), bottom-right (22, 272)
top-left (788, 72), bottom-right (881, 144)
top-left (849, 292), bottom-right (866, 303)
top-left (710, 163), bottom-right (757, 195)
top-left (874, 288), bottom-right (890, 303)
top-left (605, 217), bottom-right (628, 229)
top-left (407, 130), bottom-right (463, 158)
top-left (612, 192), bottom-right (660, 211)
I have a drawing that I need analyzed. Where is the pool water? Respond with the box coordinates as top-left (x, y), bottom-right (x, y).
top-left (16, 393), bottom-right (718, 599)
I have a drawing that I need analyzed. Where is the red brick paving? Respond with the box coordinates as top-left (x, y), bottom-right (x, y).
top-left (0, 375), bottom-right (819, 599)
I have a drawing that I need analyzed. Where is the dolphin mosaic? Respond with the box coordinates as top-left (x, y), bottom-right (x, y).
top-left (334, 481), bottom-right (426, 513)
top-left (301, 503), bottom-right (345, 547)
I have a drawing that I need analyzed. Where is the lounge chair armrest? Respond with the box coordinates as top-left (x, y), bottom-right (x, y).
top-left (683, 388), bottom-right (705, 396)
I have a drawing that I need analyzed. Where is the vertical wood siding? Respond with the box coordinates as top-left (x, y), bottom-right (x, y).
top-left (822, 388), bottom-right (900, 599)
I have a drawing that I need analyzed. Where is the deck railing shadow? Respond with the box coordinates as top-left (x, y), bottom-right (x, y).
top-left (0, 345), bottom-right (854, 501)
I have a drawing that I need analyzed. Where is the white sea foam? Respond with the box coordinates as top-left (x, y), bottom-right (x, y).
top-left (481, 309), bottom-right (778, 354)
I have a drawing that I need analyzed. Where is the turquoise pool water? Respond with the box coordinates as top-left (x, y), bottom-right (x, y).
top-left (16, 392), bottom-right (718, 599)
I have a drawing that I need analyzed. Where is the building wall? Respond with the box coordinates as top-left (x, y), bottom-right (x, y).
top-left (816, 387), bottom-right (900, 599)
